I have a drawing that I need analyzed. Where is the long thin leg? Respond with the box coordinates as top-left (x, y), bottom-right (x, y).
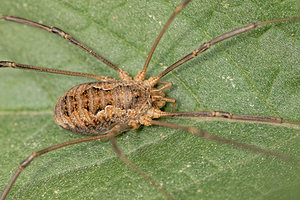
top-left (0, 134), bottom-right (113, 200)
top-left (153, 16), bottom-right (300, 82)
top-left (135, 0), bottom-right (192, 81)
top-left (158, 110), bottom-right (300, 125)
top-left (1, 124), bottom-right (172, 200)
top-left (108, 125), bottom-right (174, 200)
top-left (0, 61), bottom-right (113, 81)
top-left (151, 120), bottom-right (297, 163)
top-left (0, 15), bottom-right (131, 80)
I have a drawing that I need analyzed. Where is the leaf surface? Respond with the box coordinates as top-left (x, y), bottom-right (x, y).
top-left (0, 0), bottom-right (299, 199)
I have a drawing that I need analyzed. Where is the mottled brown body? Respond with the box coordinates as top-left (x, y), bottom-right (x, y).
top-left (54, 80), bottom-right (158, 135)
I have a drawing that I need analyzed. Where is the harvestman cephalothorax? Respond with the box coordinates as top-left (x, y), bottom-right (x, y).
top-left (0, 0), bottom-right (300, 199)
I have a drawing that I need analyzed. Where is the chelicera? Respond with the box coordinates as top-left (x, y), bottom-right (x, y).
top-left (1, 0), bottom-right (299, 199)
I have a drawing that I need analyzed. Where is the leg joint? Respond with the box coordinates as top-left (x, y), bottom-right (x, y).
top-left (51, 26), bottom-right (68, 38)
top-left (20, 152), bottom-right (38, 168)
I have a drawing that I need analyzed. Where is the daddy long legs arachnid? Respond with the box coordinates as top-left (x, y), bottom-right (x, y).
top-left (0, 0), bottom-right (299, 199)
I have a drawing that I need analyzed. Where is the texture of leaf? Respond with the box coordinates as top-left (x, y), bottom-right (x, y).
top-left (0, 0), bottom-right (299, 199)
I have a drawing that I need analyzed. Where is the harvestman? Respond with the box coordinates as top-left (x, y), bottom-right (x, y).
top-left (1, 0), bottom-right (300, 199)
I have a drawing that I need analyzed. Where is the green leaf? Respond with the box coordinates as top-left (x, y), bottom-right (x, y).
top-left (0, 0), bottom-right (299, 199)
